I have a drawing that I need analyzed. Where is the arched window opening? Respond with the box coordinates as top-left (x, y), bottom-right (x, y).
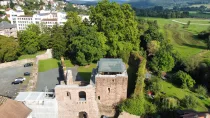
top-left (79, 91), bottom-right (86, 101)
top-left (79, 112), bottom-right (87, 118)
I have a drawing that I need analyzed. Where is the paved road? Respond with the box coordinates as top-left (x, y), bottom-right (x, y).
top-left (36, 67), bottom-right (81, 92)
top-left (0, 65), bottom-right (32, 98)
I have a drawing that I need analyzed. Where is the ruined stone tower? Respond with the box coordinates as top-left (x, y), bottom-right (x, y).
top-left (95, 58), bottom-right (128, 116)
top-left (55, 58), bottom-right (128, 118)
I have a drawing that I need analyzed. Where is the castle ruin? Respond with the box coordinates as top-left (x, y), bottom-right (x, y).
top-left (55, 58), bottom-right (128, 118)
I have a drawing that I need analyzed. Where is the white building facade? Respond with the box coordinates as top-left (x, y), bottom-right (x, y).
top-left (11, 10), bottom-right (67, 31)
top-left (0, 0), bottom-right (10, 6)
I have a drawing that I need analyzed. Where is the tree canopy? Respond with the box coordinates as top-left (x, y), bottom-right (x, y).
top-left (90, 0), bottom-right (140, 58)
top-left (0, 36), bottom-right (19, 62)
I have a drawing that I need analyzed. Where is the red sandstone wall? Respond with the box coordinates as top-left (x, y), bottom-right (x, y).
top-left (95, 76), bottom-right (128, 106)
top-left (55, 85), bottom-right (99, 118)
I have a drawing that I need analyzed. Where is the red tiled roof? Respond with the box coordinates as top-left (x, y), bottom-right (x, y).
top-left (0, 96), bottom-right (32, 118)
top-left (6, 8), bottom-right (11, 11)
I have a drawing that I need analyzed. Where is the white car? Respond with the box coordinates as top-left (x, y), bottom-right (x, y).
top-left (15, 77), bottom-right (26, 82)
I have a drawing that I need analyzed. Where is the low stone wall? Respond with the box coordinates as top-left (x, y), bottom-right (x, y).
top-left (0, 59), bottom-right (35, 69)
top-left (26, 49), bottom-right (52, 91)
top-left (118, 112), bottom-right (140, 118)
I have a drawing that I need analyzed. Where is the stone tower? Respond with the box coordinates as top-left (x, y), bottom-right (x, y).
top-left (95, 58), bottom-right (128, 117)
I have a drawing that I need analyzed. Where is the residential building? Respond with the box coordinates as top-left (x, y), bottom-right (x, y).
top-left (0, 21), bottom-right (17, 38)
top-left (11, 10), bottom-right (67, 31)
top-left (0, 0), bottom-right (10, 6)
top-left (0, 96), bottom-right (31, 118)
top-left (5, 8), bottom-right (25, 22)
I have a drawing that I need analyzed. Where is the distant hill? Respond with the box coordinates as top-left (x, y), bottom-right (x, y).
top-left (128, 0), bottom-right (210, 8)
top-left (65, 0), bottom-right (210, 8)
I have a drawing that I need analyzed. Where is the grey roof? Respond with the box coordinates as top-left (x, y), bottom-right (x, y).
top-left (98, 58), bottom-right (126, 73)
top-left (0, 21), bottom-right (16, 29)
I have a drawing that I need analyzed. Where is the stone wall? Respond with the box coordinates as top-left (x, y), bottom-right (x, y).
top-left (27, 49), bottom-right (52, 91)
top-left (55, 85), bottom-right (99, 118)
top-left (0, 59), bottom-right (35, 69)
top-left (95, 75), bottom-right (128, 117)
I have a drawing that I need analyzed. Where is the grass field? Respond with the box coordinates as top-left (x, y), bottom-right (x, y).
top-left (18, 51), bottom-right (45, 60)
top-left (38, 58), bottom-right (96, 81)
top-left (161, 80), bottom-right (210, 111)
top-left (141, 17), bottom-right (210, 61)
top-left (38, 59), bottom-right (74, 72)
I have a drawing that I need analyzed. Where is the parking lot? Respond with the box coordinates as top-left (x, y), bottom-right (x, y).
top-left (0, 65), bottom-right (32, 98)
top-left (36, 67), bottom-right (80, 92)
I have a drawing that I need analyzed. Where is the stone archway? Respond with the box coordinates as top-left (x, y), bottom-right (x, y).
top-left (79, 111), bottom-right (88, 118)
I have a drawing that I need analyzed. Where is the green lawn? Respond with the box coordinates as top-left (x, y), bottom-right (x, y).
top-left (161, 80), bottom-right (210, 111)
top-left (18, 51), bottom-right (45, 60)
top-left (38, 59), bottom-right (60, 72)
top-left (141, 17), bottom-right (210, 61)
top-left (38, 59), bottom-right (74, 72)
top-left (78, 64), bottom-right (97, 81)
top-left (38, 58), bottom-right (96, 81)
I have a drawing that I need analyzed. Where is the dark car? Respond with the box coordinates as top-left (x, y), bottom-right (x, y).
top-left (12, 80), bottom-right (23, 85)
top-left (24, 72), bottom-right (30, 76)
top-left (24, 62), bottom-right (33, 67)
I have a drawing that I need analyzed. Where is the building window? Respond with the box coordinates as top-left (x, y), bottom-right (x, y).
top-left (108, 88), bottom-right (110, 93)
top-left (98, 96), bottom-right (100, 100)
top-left (67, 92), bottom-right (71, 99)
top-left (79, 91), bottom-right (86, 101)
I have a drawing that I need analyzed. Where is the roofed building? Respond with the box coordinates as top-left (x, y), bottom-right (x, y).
top-left (55, 58), bottom-right (128, 118)
top-left (0, 21), bottom-right (17, 38)
top-left (0, 96), bottom-right (31, 118)
top-left (95, 58), bottom-right (128, 116)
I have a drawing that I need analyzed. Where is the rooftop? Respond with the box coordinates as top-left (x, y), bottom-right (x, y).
top-left (98, 58), bottom-right (126, 73)
top-left (0, 96), bottom-right (31, 118)
top-left (15, 92), bottom-right (58, 118)
top-left (0, 21), bottom-right (16, 29)
top-left (42, 19), bottom-right (57, 21)
top-left (19, 15), bottom-right (33, 17)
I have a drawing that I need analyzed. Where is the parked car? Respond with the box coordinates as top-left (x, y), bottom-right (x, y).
top-left (24, 62), bottom-right (33, 67)
top-left (15, 77), bottom-right (26, 82)
top-left (12, 80), bottom-right (23, 85)
top-left (24, 72), bottom-right (30, 76)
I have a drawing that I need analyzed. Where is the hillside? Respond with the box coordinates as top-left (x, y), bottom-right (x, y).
top-left (67, 0), bottom-right (210, 8)
top-left (128, 0), bottom-right (210, 8)
top-left (141, 17), bottom-right (210, 61)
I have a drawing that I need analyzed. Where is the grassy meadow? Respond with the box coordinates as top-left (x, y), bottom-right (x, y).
top-left (141, 17), bottom-right (210, 61)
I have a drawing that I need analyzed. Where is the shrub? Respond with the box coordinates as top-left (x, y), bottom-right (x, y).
top-left (173, 70), bottom-right (195, 89)
top-left (120, 96), bottom-right (145, 116)
top-left (195, 85), bottom-right (207, 96)
top-left (181, 95), bottom-right (199, 109)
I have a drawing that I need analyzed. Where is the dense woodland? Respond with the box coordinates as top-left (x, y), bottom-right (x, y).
top-left (1, 0), bottom-right (210, 117)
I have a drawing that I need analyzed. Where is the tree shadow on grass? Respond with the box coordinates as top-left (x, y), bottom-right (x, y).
top-left (77, 72), bottom-right (91, 82)
top-left (182, 43), bottom-right (206, 49)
